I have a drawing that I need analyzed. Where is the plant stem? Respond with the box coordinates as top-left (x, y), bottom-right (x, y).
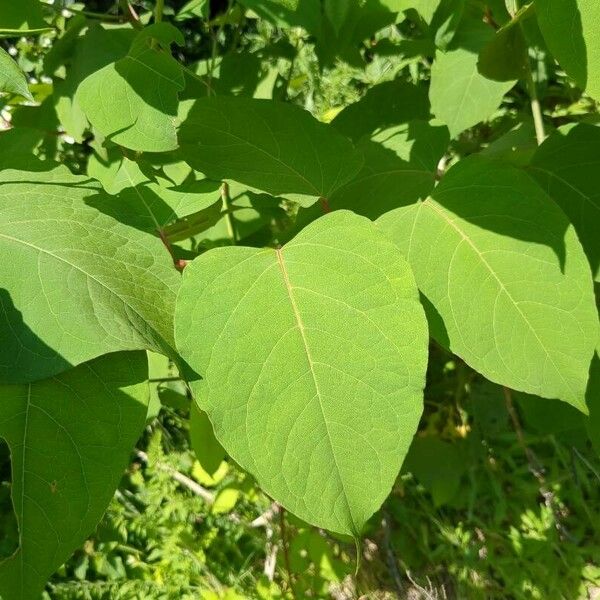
top-left (278, 508), bottom-right (297, 600)
top-left (154, 0), bottom-right (165, 23)
top-left (57, 5), bottom-right (123, 21)
top-left (221, 182), bottom-right (238, 244)
top-left (523, 53), bottom-right (546, 145)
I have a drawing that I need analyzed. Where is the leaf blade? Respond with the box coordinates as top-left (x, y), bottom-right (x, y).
top-left (378, 157), bottom-right (598, 410)
top-left (175, 211), bottom-right (428, 534)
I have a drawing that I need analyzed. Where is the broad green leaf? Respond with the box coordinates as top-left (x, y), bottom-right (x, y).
top-left (47, 23), bottom-right (135, 143)
top-left (292, 120), bottom-right (448, 232)
top-left (327, 134), bottom-right (439, 215)
top-left (404, 437), bottom-right (466, 506)
top-left (0, 0), bottom-right (50, 36)
top-left (175, 210), bottom-right (428, 535)
top-left (529, 124), bottom-right (600, 281)
top-left (179, 96), bottom-right (363, 204)
top-left (477, 4), bottom-right (531, 81)
top-left (85, 157), bottom-right (222, 237)
top-left (0, 351), bottom-right (148, 600)
top-left (313, 0), bottom-right (402, 65)
top-left (378, 157), bottom-right (598, 411)
top-left (516, 390), bottom-right (585, 436)
top-left (429, 46), bottom-right (516, 137)
top-left (481, 119), bottom-right (541, 166)
top-left (0, 48), bottom-right (32, 100)
top-left (331, 80), bottom-right (430, 142)
top-left (536, 0), bottom-right (600, 101)
top-left (77, 24), bottom-right (185, 152)
top-left (325, 0), bottom-right (351, 35)
top-left (190, 404), bottom-right (226, 478)
top-left (0, 166), bottom-right (180, 384)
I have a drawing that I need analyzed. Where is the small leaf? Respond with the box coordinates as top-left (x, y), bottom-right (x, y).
top-left (190, 403), bottom-right (226, 477)
top-left (212, 487), bottom-right (241, 514)
top-left (529, 124), bottom-right (600, 281)
top-left (429, 15), bottom-right (516, 137)
top-left (0, 48), bottom-right (32, 100)
top-left (179, 96), bottom-right (363, 204)
top-left (0, 166), bottom-right (180, 384)
top-left (430, 46), bottom-right (516, 137)
top-left (378, 157), bottom-right (598, 411)
top-left (0, 351), bottom-right (149, 600)
top-left (536, 0), bottom-right (600, 101)
top-left (175, 210), bottom-right (428, 535)
top-left (77, 25), bottom-right (185, 152)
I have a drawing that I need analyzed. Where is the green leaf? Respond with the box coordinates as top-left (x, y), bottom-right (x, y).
top-left (331, 80), bottom-right (430, 142)
top-left (48, 23), bottom-right (135, 143)
top-left (397, 0), bottom-right (442, 23)
top-left (585, 347), bottom-right (600, 455)
top-left (404, 437), bottom-right (466, 506)
top-left (85, 157), bottom-right (222, 237)
top-left (179, 97), bottom-right (363, 204)
top-left (238, 0), bottom-right (302, 28)
top-left (529, 124), bottom-right (600, 282)
top-left (315, 0), bottom-right (402, 65)
top-left (536, 0), bottom-right (600, 101)
top-left (481, 118), bottom-right (541, 166)
top-left (175, 210), bottom-right (428, 535)
top-left (77, 25), bottom-right (185, 152)
top-left (0, 351), bottom-right (149, 600)
top-left (477, 4), bottom-right (531, 81)
top-left (0, 0), bottom-right (50, 36)
top-left (378, 157), bottom-right (598, 411)
top-left (0, 166), bottom-right (180, 384)
top-left (176, 0), bottom-right (210, 21)
top-left (0, 48), bottom-right (32, 100)
top-left (429, 46), bottom-right (516, 137)
top-left (292, 120), bottom-right (448, 232)
top-left (190, 404), bottom-right (226, 478)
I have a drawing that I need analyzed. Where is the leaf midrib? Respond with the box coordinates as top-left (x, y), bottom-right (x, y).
top-left (275, 248), bottom-right (356, 534)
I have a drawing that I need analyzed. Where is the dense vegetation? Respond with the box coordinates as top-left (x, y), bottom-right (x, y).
top-left (0, 0), bottom-right (599, 598)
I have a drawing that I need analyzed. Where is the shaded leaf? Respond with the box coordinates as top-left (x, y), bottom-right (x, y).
top-left (179, 96), bottom-right (363, 204)
top-left (0, 0), bottom-right (50, 36)
top-left (478, 4), bottom-right (531, 81)
top-left (331, 79), bottom-right (430, 142)
top-left (0, 48), bottom-right (32, 100)
top-left (190, 404), bottom-right (226, 478)
top-left (404, 437), bottom-right (466, 506)
top-left (0, 351), bottom-right (148, 600)
top-left (529, 124), bottom-right (600, 281)
top-left (430, 46), bottom-right (515, 137)
top-left (0, 166), bottom-right (180, 384)
top-left (536, 0), bottom-right (600, 100)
